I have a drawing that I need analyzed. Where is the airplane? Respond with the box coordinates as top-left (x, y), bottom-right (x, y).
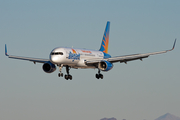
top-left (5, 21), bottom-right (176, 80)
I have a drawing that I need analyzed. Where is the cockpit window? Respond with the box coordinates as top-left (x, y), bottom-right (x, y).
top-left (51, 52), bottom-right (63, 55)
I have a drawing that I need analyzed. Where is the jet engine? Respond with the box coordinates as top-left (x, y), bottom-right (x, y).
top-left (42, 61), bottom-right (56, 73)
top-left (98, 61), bottom-right (113, 71)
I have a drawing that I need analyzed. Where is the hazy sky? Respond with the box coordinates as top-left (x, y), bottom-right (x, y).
top-left (0, 0), bottom-right (180, 120)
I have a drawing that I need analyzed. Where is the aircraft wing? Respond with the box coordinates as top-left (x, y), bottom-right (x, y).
top-left (5, 45), bottom-right (49, 63)
top-left (86, 39), bottom-right (176, 65)
top-left (107, 51), bottom-right (166, 63)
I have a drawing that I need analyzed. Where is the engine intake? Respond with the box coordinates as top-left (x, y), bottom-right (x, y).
top-left (98, 61), bottom-right (113, 71)
top-left (42, 61), bottom-right (56, 73)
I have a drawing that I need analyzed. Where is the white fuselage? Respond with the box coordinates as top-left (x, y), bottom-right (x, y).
top-left (50, 47), bottom-right (104, 68)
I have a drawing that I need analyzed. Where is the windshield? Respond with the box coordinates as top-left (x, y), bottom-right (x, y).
top-left (51, 52), bottom-right (63, 55)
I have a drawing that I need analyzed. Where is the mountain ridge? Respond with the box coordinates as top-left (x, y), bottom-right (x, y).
top-left (100, 113), bottom-right (180, 120)
top-left (155, 113), bottom-right (180, 120)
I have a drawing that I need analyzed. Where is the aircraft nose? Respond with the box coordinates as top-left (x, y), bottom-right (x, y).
top-left (50, 55), bottom-right (58, 63)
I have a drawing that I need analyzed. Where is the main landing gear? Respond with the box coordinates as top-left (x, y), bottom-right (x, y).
top-left (58, 65), bottom-right (103, 80)
top-left (64, 66), bottom-right (72, 80)
top-left (95, 69), bottom-right (103, 79)
top-left (58, 65), bottom-right (72, 80)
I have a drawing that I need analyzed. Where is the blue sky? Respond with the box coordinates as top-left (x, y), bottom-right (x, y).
top-left (0, 0), bottom-right (180, 120)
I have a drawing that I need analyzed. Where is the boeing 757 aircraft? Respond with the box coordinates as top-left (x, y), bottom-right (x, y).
top-left (5, 21), bottom-right (176, 80)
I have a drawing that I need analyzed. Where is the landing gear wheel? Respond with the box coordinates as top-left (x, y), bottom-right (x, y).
top-left (95, 70), bottom-right (103, 79)
top-left (65, 75), bottom-right (68, 80)
top-left (58, 64), bottom-right (64, 78)
top-left (96, 74), bottom-right (99, 79)
top-left (99, 74), bottom-right (103, 79)
top-left (64, 74), bottom-right (72, 80)
top-left (58, 73), bottom-right (63, 77)
top-left (69, 75), bottom-right (72, 80)
top-left (61, 73), bottom-right (63, 77)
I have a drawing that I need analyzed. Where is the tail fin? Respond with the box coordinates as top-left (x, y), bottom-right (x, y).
top-left (99, 21), bottom-right (110, 53)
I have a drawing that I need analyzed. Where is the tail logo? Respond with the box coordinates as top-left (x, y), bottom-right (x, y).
top-left (72, 49), bottom-right (77, 54)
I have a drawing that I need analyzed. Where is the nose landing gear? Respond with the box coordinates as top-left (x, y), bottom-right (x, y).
top-left (58, 73), bottom-right (63, 77)
top-left (58, 64), bottom-right (63, 77)
top-left (95, 69), bottom-right (103, 79)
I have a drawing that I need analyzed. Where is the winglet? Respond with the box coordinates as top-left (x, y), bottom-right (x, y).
top-left (5, 44), bottom-right (9, 56)
top-left (168, 39), bottom-right (176, 51)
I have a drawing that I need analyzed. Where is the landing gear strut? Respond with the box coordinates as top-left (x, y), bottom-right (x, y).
top-left (64, 66), bottom-right (72, 80)
top-left (95, 69), bottom-right (103, 79)
top-left (57, 65), bottom-right (72, 80)
top-left (58, 64), bottom-right (63, 77)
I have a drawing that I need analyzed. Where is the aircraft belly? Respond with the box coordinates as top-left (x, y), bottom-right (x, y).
top-left (64, 59), bottom-right (79, 64)
top-left (74, 66), bottom-right (96, 69)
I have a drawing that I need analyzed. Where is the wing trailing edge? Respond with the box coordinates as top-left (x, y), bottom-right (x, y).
top-left (86, 39), bottom-right (177, 64)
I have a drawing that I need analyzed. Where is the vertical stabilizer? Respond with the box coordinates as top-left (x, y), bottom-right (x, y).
top-left (99, 21), bottom-right (110, 53)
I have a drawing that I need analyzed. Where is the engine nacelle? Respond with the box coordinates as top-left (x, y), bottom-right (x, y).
top-left (42, 61), bottom-right (56, 73)
top-left (98, 61), bottom-right (113, 71)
